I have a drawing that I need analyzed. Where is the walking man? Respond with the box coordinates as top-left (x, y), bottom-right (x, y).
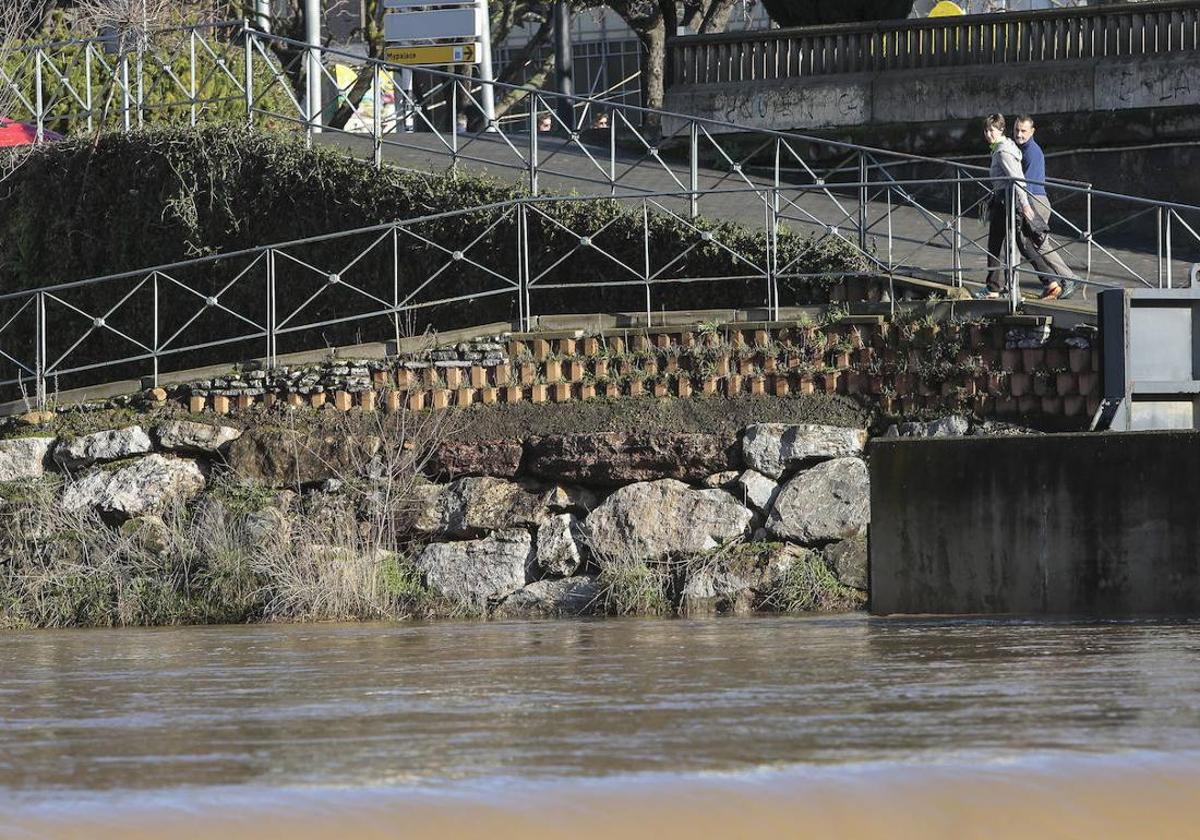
top-left (979, 113), bottom-right (1057, 300)
top-left (1014, 115), bottom-right (1077, 299)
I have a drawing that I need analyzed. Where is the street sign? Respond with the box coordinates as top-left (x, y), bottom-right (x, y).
top-left (384, 42), bottom-right (479, 65)
top-left (384, 8), bottom-right (478, 40)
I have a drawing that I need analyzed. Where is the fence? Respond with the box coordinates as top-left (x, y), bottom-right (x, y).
top-left (2, 178), bottom-right (1198, 407)
top-left (669, 0), bottom-right (1200, 85)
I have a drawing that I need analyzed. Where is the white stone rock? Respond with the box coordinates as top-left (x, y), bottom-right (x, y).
top-left (742, 424), bottom-right (866, 479)
top-left (413, 477), bottom-right (549, 538)
top-left (54, 426), bottom-right (153, 470)
top-left (536, 513), bottom-right (584, 577)
top-left (767, 457), bottom-right (870, 545)
top-left (734, 469), bottom-right (780, 512)
top-left (681, 543), bottom-right (811, 614)
top-left (61, 454), bottom-right (207, 521)
top-left (584, 479), bottom-right (753, 564)
top-left (155, 420), bottom-right (242, 453)
top-left (493, 576), bottom-right (602, 618)
top-left (0, 437), bottom-right (53, 481)
top-left (414, 528), bottom-right (534, 611)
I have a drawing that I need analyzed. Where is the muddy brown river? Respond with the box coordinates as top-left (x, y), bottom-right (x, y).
top-left (2, 615), bottom-right (1199, 838)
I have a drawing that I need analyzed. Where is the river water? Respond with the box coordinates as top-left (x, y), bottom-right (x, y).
top-left (2, 615), bottom-right (1200, 839)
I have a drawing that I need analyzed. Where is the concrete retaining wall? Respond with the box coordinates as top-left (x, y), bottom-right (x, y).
top-left (869, 431), bottom-right (1200, 615)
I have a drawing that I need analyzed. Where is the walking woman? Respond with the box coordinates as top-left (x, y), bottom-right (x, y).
top-left (977, 113), bottom-right (1059, 300)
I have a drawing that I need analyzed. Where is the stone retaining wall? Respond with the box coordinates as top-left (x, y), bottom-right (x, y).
top-left (142, 314), bottom-right (1101, 425)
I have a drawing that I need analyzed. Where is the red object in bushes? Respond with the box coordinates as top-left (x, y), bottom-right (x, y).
top-left (0, 117), bottom-right (63, 147)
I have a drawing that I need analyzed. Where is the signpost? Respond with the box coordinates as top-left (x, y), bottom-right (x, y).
top-left (382, 0), bottom-right (495, 128)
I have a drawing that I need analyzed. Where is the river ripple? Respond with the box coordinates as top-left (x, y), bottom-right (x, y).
top-left (2, 615), bottom-right (1199, 837)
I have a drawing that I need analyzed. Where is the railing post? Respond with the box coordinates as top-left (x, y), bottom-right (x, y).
top-left (244, 21), bottom-right (255, 128)
top-left (152, 272), bottom-right (159, 388)
top-left (121, 51), bottom-right (131, 132)
top-left (768, 187), bottom-right (779, 319)
top-left (266, 248), bottom-right (276, 368)
top-left (85, 44), bottom-right (94, 135)
top-left (1166, 208), bottom-right (1173, 289)
top-left (953, 170), bottom-right (963, 287)
top-left (517, 202), bottom-right (528, 331)
top-left (189, 30), bottom-right (198, 127)
top-left (34, 49), bottom-right (44, 143)
top-left (1007, 180), bottom-right (1019, 314)
top-left (1156, 205), bottom-right (1164, 288)
top-left (857, 152), bottom-right (868, 252)
top-left (372, 66), bottom-right (382, 169)
top-left (643, 200), bottom-right (651, 326)
top-left (450, 80), bottom-right (459, 175)
top-left (689, 120), bottom-right (699, 219)
top-left (529, 98), bottom-right (539, 195)
top-left (34, 292), bottom-right (46, 409)
top-left (136, 39), bottom-right (145, 128)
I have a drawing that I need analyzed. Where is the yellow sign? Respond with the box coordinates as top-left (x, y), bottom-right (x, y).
top-left (384, 43), bottom-right (479, 66)
top-left (929, 1), bottom-right (965, 16)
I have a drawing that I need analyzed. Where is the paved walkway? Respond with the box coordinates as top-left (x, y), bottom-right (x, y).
top-left (318, 128), bottom-right (1196, 313)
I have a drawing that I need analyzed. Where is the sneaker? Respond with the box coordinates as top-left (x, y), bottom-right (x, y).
top-left (973, 288), bottom-right (1002, 300)
top-left (1057, 278), bottom-right (1078, 300)
top-left (1039, 282), bottom-right (1063, 300)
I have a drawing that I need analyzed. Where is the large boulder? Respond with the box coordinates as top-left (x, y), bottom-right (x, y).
top-left (429, 439), bottom-right (524, 479)
top-left (682, 543), bottom-right (812, 614)
top-left (767, 457), bottom-right (870, 544)
top-left (535, 513), bottom-right (585, 577)
top-left (493, 576), bottom-right (603, 618)
top-left (823, 535), bottom-right (869, 590)
top-left (224, 428), bottom-right (380, 487)
top-left (61, 454), bottom-right (207, 522)
top-left (525, 433), bottom-right (740, 486)
top-left (413, 476), bottom-right (549, 538)
top-left (414, 528), bottom-right (534, 611)
top-left (883, 415), bottom-right (969, 438)
top-left (53, 426), bottom-right (153, 470)
top-left (0, 437), bottom-right (53, 481)
top-left (584, 479), bottom-right (753, 564)
top-left (155, 420), bottom-right (242, 454)
top-left (741, 424), bottom-right (866, 479)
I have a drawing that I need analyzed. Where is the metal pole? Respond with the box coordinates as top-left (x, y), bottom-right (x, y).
top-left (305, 0), bottom-right (322, 135)
top-left (35, 293), bottom-right (45, 409)
top-left (768, 188), bottom-right (779, 319)
top-left (1166, 208), bottom-right (1173, 289)
top-left (858, 152), bottom-right (868, 252)
top-left (85, 44), bottom-right (94, 135)
top-left (1156, 206), bottom-right (1164, 288)
top-left (529, 97), bottom-right (539, 194)
top-left (135, 39), bottom-right (144, 128)
top-left (189, 31), bottom-right (197, 127)
top-left (1086, 189), bottom-right (1093, 283)
top-left (392, 226), bottom-right (401, 348)
top-left (953, 173), bottom-right (963, 287)
top-left (152, 273), bottom-right (159, 388)
top-left (476, 0), bottom-right (497, 130)
top-left (244, 21), bottom-right (254, 127)
top-left (553, 0), bottom-right (574, 129)
top-left (689, 121), bottom-right (699, 219)
top-left (450, 80), bottom-right (459, 172)
top-left (34, 50), bottom-right (43, 143)
top-left (121, 52), bottom-right (131, 132)
top-left (266, 250), bottom-right (275, 367)
top-left (372, 68), bottom-right (382, 168)
top-left (517, 203), bottom-right (527, 330)
top-left (643, 200), bottom-right (651, 326)
top-left (1008, 181), bottom-right (1019, 314)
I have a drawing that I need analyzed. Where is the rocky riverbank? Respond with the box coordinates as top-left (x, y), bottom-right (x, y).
top-left (0, 405), bottom-right (902, 627)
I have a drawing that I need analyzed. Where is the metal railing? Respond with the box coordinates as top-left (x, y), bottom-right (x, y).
top-left (2, 177), bottom-right (1197, 407)
top-left (2, 20), bottom-right (1200, 409)
top-left (669, 0), bottom-right (1200, 85)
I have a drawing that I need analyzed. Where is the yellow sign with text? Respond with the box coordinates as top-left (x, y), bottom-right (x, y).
top-left (384, 43), bottom-right (479, 66)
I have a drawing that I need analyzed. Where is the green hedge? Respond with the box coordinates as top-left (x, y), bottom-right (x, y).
top-left (0, 128), bottom-right (866, 391)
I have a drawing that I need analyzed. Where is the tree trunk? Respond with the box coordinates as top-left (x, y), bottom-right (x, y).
top-left (639, 21), bottom-right (666, 127)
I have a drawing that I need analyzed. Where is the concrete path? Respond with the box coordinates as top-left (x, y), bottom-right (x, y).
top-left (317, 127), bottom-right (1195, 311)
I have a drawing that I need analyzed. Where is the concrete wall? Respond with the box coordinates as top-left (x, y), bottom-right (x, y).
top-left (869, 431), bottom-right (1200, 616)
top-left (665, 52), bottom-right (1200, 135)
